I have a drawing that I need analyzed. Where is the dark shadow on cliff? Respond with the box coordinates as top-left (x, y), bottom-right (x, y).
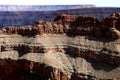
top-left (85, 35), bottom-right (117, 42)
top-left (18, 51), bottom-right (27, 57)
top-left (66, 32), bottom-right (117, 42)
top-left (65, 17), bottom-right (117, 42)
top-left (65, 51), bottom-right (119, 72)
top-left (85, 58), bottom-right (119, 72)
top-left (64, 49), bottom-right (78, 58)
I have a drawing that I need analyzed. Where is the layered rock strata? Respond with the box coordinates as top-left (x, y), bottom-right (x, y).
top-left (2, 13), bottom-right (120, 39)
top-left (0, 13), bottom-right (120, 80)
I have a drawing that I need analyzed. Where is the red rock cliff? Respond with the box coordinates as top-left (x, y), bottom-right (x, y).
top-left (0, 13), bottom-right (120, 80)
top-left (2, 13), bottom-right (120, 39)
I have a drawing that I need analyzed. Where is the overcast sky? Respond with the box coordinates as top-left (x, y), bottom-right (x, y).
top-left (0, 0), bottom-right (120, 7)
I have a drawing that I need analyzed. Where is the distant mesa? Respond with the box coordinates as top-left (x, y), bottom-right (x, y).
top-left (0, 5), bottom-right (96, 11)
top-left (0, 7), bottom-right (120, 28)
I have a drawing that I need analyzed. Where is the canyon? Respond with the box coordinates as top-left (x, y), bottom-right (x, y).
top-left (0, 13), bottom-right (120, 80)
top-left (1, 8), bottom-right (120, 28)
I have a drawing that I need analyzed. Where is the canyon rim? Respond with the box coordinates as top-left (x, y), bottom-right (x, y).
top-left (0, 9), bottom-right (120, 80)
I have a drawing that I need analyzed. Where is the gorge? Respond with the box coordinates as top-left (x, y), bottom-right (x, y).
top-left (0, 13), bottom-right (120, 80)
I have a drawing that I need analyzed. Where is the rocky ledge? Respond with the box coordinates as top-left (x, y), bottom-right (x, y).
top-left (0, 13), bottom-right (120, 80)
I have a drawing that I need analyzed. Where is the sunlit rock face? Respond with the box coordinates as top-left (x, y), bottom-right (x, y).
top-left (0, 13), bottom-right (120, 80)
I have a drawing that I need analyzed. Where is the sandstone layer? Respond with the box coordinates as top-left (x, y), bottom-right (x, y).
top-left (0, 13), bottom-right (120, 80)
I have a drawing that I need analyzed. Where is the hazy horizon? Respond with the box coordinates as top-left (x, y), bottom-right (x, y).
top-left (0, 5), bottom-right (119, 11)
top-left (0, 5), bottom-right (96, 11)
top-left (0, 0), bottom-right (120, 7)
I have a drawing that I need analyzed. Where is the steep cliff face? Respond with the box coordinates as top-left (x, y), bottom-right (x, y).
top-left (0, 59), bottom-right (68, 80)
top-left (2, 13), bottom-right (120, 39)
top-left (0, 13), bottom-right (120, 80)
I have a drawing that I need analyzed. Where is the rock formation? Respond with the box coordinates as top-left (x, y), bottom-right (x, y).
top-left (0, 13), bottom-right (120, 80)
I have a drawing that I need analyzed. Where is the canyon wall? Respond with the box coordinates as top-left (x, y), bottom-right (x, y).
top-left (0, 13), bottom-right (120, 80)
top-left (2, 13), bottom-right (120, 39)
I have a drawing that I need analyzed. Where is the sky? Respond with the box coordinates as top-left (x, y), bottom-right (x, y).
top-left (0, 0), bottom-right (120, 7)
